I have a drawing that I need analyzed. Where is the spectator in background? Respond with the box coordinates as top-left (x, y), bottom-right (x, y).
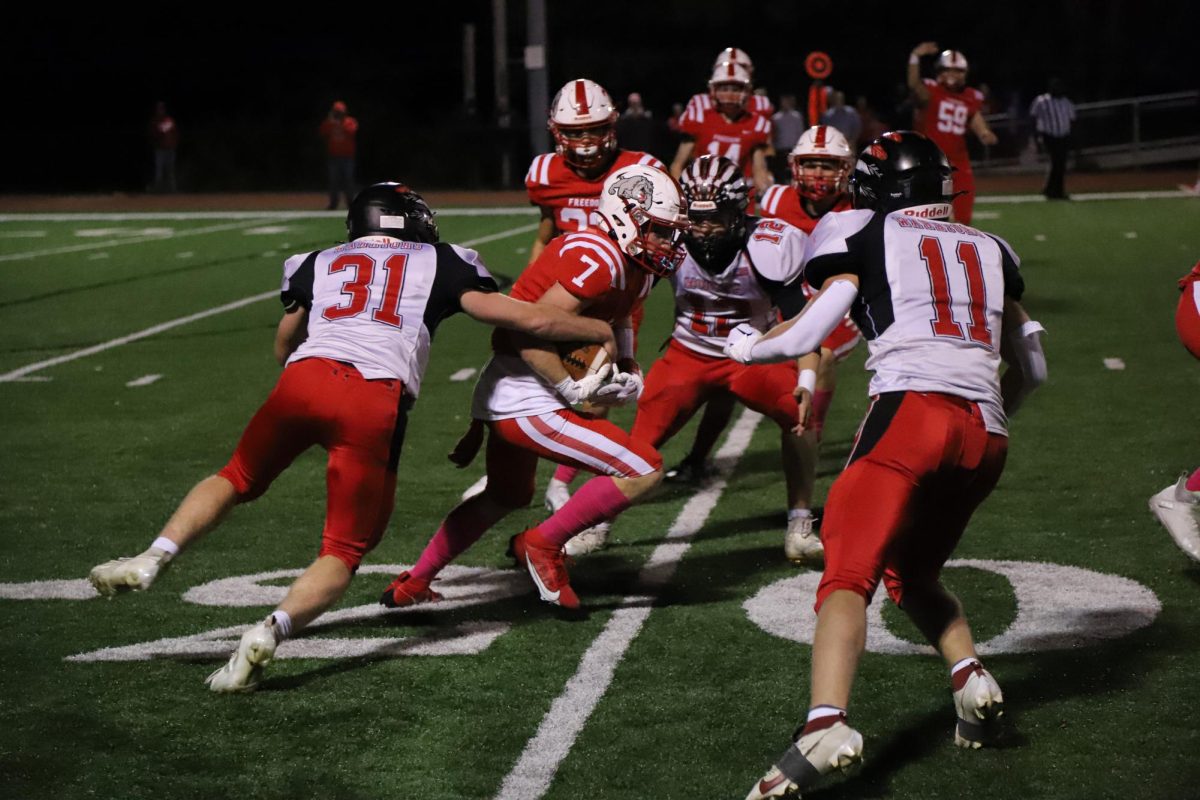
top-left (149, 101), bottom-right (178, 193)
top-left (771, 94), bottom-right (805, 182)
top-left (319, 100), bottom-right (358, 210)
top-left (855, 96), bottom-right (887, 148)
top-left (617, 92), bottom-right (656, 154)
top-left (1029, 78), bottom-right (1075, 200)
top-left (819, 91), bottom-right (861, 149)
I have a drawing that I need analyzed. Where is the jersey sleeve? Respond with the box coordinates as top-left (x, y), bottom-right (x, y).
top-left (745, 219), bottom-right (807, 284)
top-left (802, 210), bottom-right (874, 288)
top-left (987, 234), bottom-right (1025, 301)
top-left (435, 244), bottom-right (500, 302)
top-left (524, 154), bottom-right (553, 206)
top-left (553, 238), bottom-right (618, 301)
top-left (280, 251), bottom-right (317, 312)
top-left (635, 152), bottom-right (666, 171)
top-left (678, 108), bottom-right (704, 139)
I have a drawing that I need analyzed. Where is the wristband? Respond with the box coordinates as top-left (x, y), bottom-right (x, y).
top-left (797, 369), bottom-right (817, 395)
top-left (1013, 320), bottom-right (1046, 339)
top-left (909, 53), bottom-right (920, 65)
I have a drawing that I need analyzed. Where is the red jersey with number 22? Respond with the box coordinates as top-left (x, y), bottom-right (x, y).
top-left (918, 78), bottom-right (985, 166)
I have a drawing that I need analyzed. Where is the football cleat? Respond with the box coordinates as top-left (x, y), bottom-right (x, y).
top-left (563, 522), bottom-right (611, 557)
top-left (746, 716), bottom-right (863, 799)
top-left (88, 552), bottom-right (167, 597)
top-left (1149, 474), bottom-right (1200, 563)
top-left (379, 571), bottom-right (443, 609)
top-left (664, 458), bottom-right (716, 485)
top-left (544, 478), bottom-right (572, 513)
top-left (510, 531), bottom-right (580, 609)
top-left (784, 515), bottom-right (823, 563)
top-left (205, 619), bottom-right (278, 693)
top-left (952, 660), bottom-right (1005, 748)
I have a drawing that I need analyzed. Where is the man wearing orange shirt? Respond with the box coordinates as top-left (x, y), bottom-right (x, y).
top-left (320, 100), bottom-right (359, 210)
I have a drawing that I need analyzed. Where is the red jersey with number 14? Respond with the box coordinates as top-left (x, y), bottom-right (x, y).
top-left (525, 150), bottom-right (665, 234)
top-left (919, 78), bottom-right (985, 166)
top-left (678, 106), bottom-right (771, 179)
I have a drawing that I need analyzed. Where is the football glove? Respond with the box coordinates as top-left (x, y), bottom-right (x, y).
top-left (554, 364), bottom-right (611, 405)
top-left (724, 322), bottom-right (762, 364)
top-left (593, 369), bottom-right (643, 406)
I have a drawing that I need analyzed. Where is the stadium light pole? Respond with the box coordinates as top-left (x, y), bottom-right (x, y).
top-left (492, 0), bottom-right (513, 186)
top-left (525, 0), bottom-right (549, 158)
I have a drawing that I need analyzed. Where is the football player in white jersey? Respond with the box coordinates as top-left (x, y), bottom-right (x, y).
top-left (87, 183), bottom-right (616, 692)
top-left (729, 133), bottom-right (1047, 798)
top-left (605, 154), bottom-right (821, 560)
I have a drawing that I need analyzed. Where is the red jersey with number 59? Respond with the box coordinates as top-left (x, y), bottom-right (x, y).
top-left (678, 106), bottom-right (771, 179)
top-left (280, 239), bottom-right (498, 396)
top-left (919, 79), bottom-right (985, 166)
top-left (525, 150), bottom-right (665, 234)
top-left (803, 205), bottom-right (1024, 434)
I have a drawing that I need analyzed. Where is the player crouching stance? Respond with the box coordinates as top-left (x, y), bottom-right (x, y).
top-left (88, 183), bottom-right (615, 692)
top-left (729, 133), bottom-right (1047, 797)
top-left (380, 164), bottom-right (689, 611)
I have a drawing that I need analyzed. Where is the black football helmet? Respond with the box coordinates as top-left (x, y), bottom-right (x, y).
top-left (849, 131), bottom-right (954, 213)
top-left (346, 182), bottom-right (439, 243)
top-left (679, 155), bottom-right (749, 271)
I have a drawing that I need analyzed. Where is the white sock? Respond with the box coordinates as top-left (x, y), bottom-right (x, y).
top-left (951, 656), bottom-right (979, 676)
top-left (807, 705), bottom-right (845, 723)
top-left (147, 537), bottom-right (179, 561)
top-left (269, 610), bottom-right (293, 641)
top-left (788, 508), bottom-right (813, 521)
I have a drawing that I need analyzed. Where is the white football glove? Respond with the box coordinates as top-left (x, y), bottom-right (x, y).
top-left (724, 323), bottom-right (763, 364)
top-left (554, 364), bottom-right (611, 405)
top-left (593, 370), bottom-right (644, 406)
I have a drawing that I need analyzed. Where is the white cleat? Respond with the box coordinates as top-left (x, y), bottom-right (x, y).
top-left (952, 660), bottom-right (1005, 748)
top-left (544, 478), bottom-right (572, 513)
top-left (746, 718), bottom-right (863, 799)
top-left (461, 475), bottom-right (488, 502)
top-left (205, 620), bottom-right (278, 693)
top-left (1149, 474), bottom-right (1200, 563)
top-left (88, 552), bottom-right (167, 597)
top-left (563, 522), bottom-right (611, 557)
top-left (784, 515), bottom-right (823, 563)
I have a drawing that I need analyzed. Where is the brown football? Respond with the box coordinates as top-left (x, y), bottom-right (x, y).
top-left (558, 342), bottom-right (610, 381)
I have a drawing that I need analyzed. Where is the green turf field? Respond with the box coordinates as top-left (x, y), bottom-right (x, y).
top-left (1, 198), bottom-right (1198, 799)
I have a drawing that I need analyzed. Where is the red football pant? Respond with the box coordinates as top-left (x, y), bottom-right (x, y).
top-left (1177, 270), bottom-right (1200, 360)
top-left (631, 339), bottom-right (801, 447)
top-left (218, 358), bottom-right (406, 570)
top-left (950, 162), bottom-right (976, 225)
top-left (484, 409), bottom-right (661, 508)
top-left (815, 391), bottom-right (1008, 612)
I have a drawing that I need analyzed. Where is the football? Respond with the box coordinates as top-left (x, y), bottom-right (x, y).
top-left (558, 342), bottom-right (611, 381)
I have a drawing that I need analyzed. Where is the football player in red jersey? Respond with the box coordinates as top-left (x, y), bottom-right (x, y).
top-left (87, 183), bottom-right (616, 691)
top-left (526, 78), bottom-right (665, 265)
top-left (379, 164), bottom-right (690, 611)
top-left (732, 133), bottom-right (1045, 797)
top-left (671, 61), bottom-right (774, 197)
top-left (907, 43), bottom-right (998, 224)
top-left (681, 47), bottom-right (775, 121)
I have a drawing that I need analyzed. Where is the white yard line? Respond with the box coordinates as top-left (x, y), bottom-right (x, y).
top-left (494, 409), bottom-right (764, 800)
top-left (0, 223), bottom-right (538, 383)
top-left (0, 218), bottom-right (278, 262)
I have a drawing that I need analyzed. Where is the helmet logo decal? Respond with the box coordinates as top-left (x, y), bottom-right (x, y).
top-left (608, 173), bottom-right (654, 207)
top-left (574, 80), bottom-right (591, 116)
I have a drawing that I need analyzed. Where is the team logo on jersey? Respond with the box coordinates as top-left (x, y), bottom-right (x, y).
top-left (607, 173), bottom-right (654, 206)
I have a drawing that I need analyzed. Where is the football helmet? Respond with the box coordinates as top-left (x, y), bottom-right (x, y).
top-left (936, 49), bottom-right (969, 90)
top-left (679, 155), bottom-right (749, 271)
top-left (850, 131), bottom-right (954, 213)
top-left (789, 125), bottom-right (854, 203)
top-left (597, 164), bottom-right (690, 278)
top-left (346, 182), bottom-right (439, 243)
top-left (548, 78), bottom-right (619, 170)
top-left (708, 61), bottom-right (752, 117)
top-left (713, 47), bottom-right (754, 74)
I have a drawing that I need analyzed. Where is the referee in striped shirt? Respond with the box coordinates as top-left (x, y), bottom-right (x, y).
top-left (1030, 79), bottom-right (1076, 199)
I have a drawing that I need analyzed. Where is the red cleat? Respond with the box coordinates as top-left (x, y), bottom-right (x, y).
top-left (379, 571), bottom-right (442, 609)
top-left (511, 531), bottom-right (580, 609)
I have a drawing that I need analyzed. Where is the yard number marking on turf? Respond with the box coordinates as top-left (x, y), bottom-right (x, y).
top-left (494, 409), bottom-right (764, 800)
top-left (0, 222), bottom-right (539, 383)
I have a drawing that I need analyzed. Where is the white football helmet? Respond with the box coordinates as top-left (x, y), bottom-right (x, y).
top-left (708, 61), bottom-right (752, 116)
top-left (597, 164), bottom-right (690, 277)
top-left (936, 50), bottom-right (969, 89)
top-left (788, 125), bottom-right (854, 202)
top-left (713, 47), bottom-right (754, 74)
top-left (548, 78), bottom-right (619, 170)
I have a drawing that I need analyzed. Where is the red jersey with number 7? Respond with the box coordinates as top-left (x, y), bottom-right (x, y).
top-left (918, 79), bottom-right (986, 167)
top-left (802, 204), bottom-right (1024, 434)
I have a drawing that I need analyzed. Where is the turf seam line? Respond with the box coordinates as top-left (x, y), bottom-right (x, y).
top-left (493, 409), bottom-right (764, 800)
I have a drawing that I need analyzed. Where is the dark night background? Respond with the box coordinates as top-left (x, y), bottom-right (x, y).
top-left (6, 1), bottom-right (1196, 193)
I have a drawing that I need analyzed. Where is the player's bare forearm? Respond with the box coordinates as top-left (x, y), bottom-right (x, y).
top-left (273, 308), bottom-right (309, 366)
top-left (970, 113), bottom-right (998, 146)
top-left (752, 148), bottom-right (773, 194)
top-left (908, 42), bottom-right (937, 104)
top-left (528, 214), bottom-right (556, 265)
top-left (459, 292), bottom-right (610, 346)
top-left (515, 335), bottom-right (572, 384)
top-left (669, 141), bottom-right (695, 179)
top-left (999, 298), bottom-right (1047, 415)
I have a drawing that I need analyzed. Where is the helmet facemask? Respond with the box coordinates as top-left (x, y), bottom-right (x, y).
top-left (623, 204), bottom-right (691, 278)
top-left (551, 119), bottom-right (618, 171)
top-left (790, 155), bottom-right (851, 204)
top-left (710, 80), bottom-right (750, 118)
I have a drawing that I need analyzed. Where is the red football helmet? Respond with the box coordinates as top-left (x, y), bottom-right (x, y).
top-left (548, 78), bottom-right (619, 170)
top-left (708, 61), bottom-right (752, 118)
top-left (788, 125), bottom-right (854, 203)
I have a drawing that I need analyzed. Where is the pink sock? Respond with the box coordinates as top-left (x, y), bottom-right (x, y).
top-left (552, 464), bottom-right (580, 484)
top-left (810, 389), bottom-right (835, 437)
top-left (411, 496), bottom-right (508, 581)
top-left (1187, 467), bottom-right (1200, 492)
top-left (529, 476), bottom-right (631, 549)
